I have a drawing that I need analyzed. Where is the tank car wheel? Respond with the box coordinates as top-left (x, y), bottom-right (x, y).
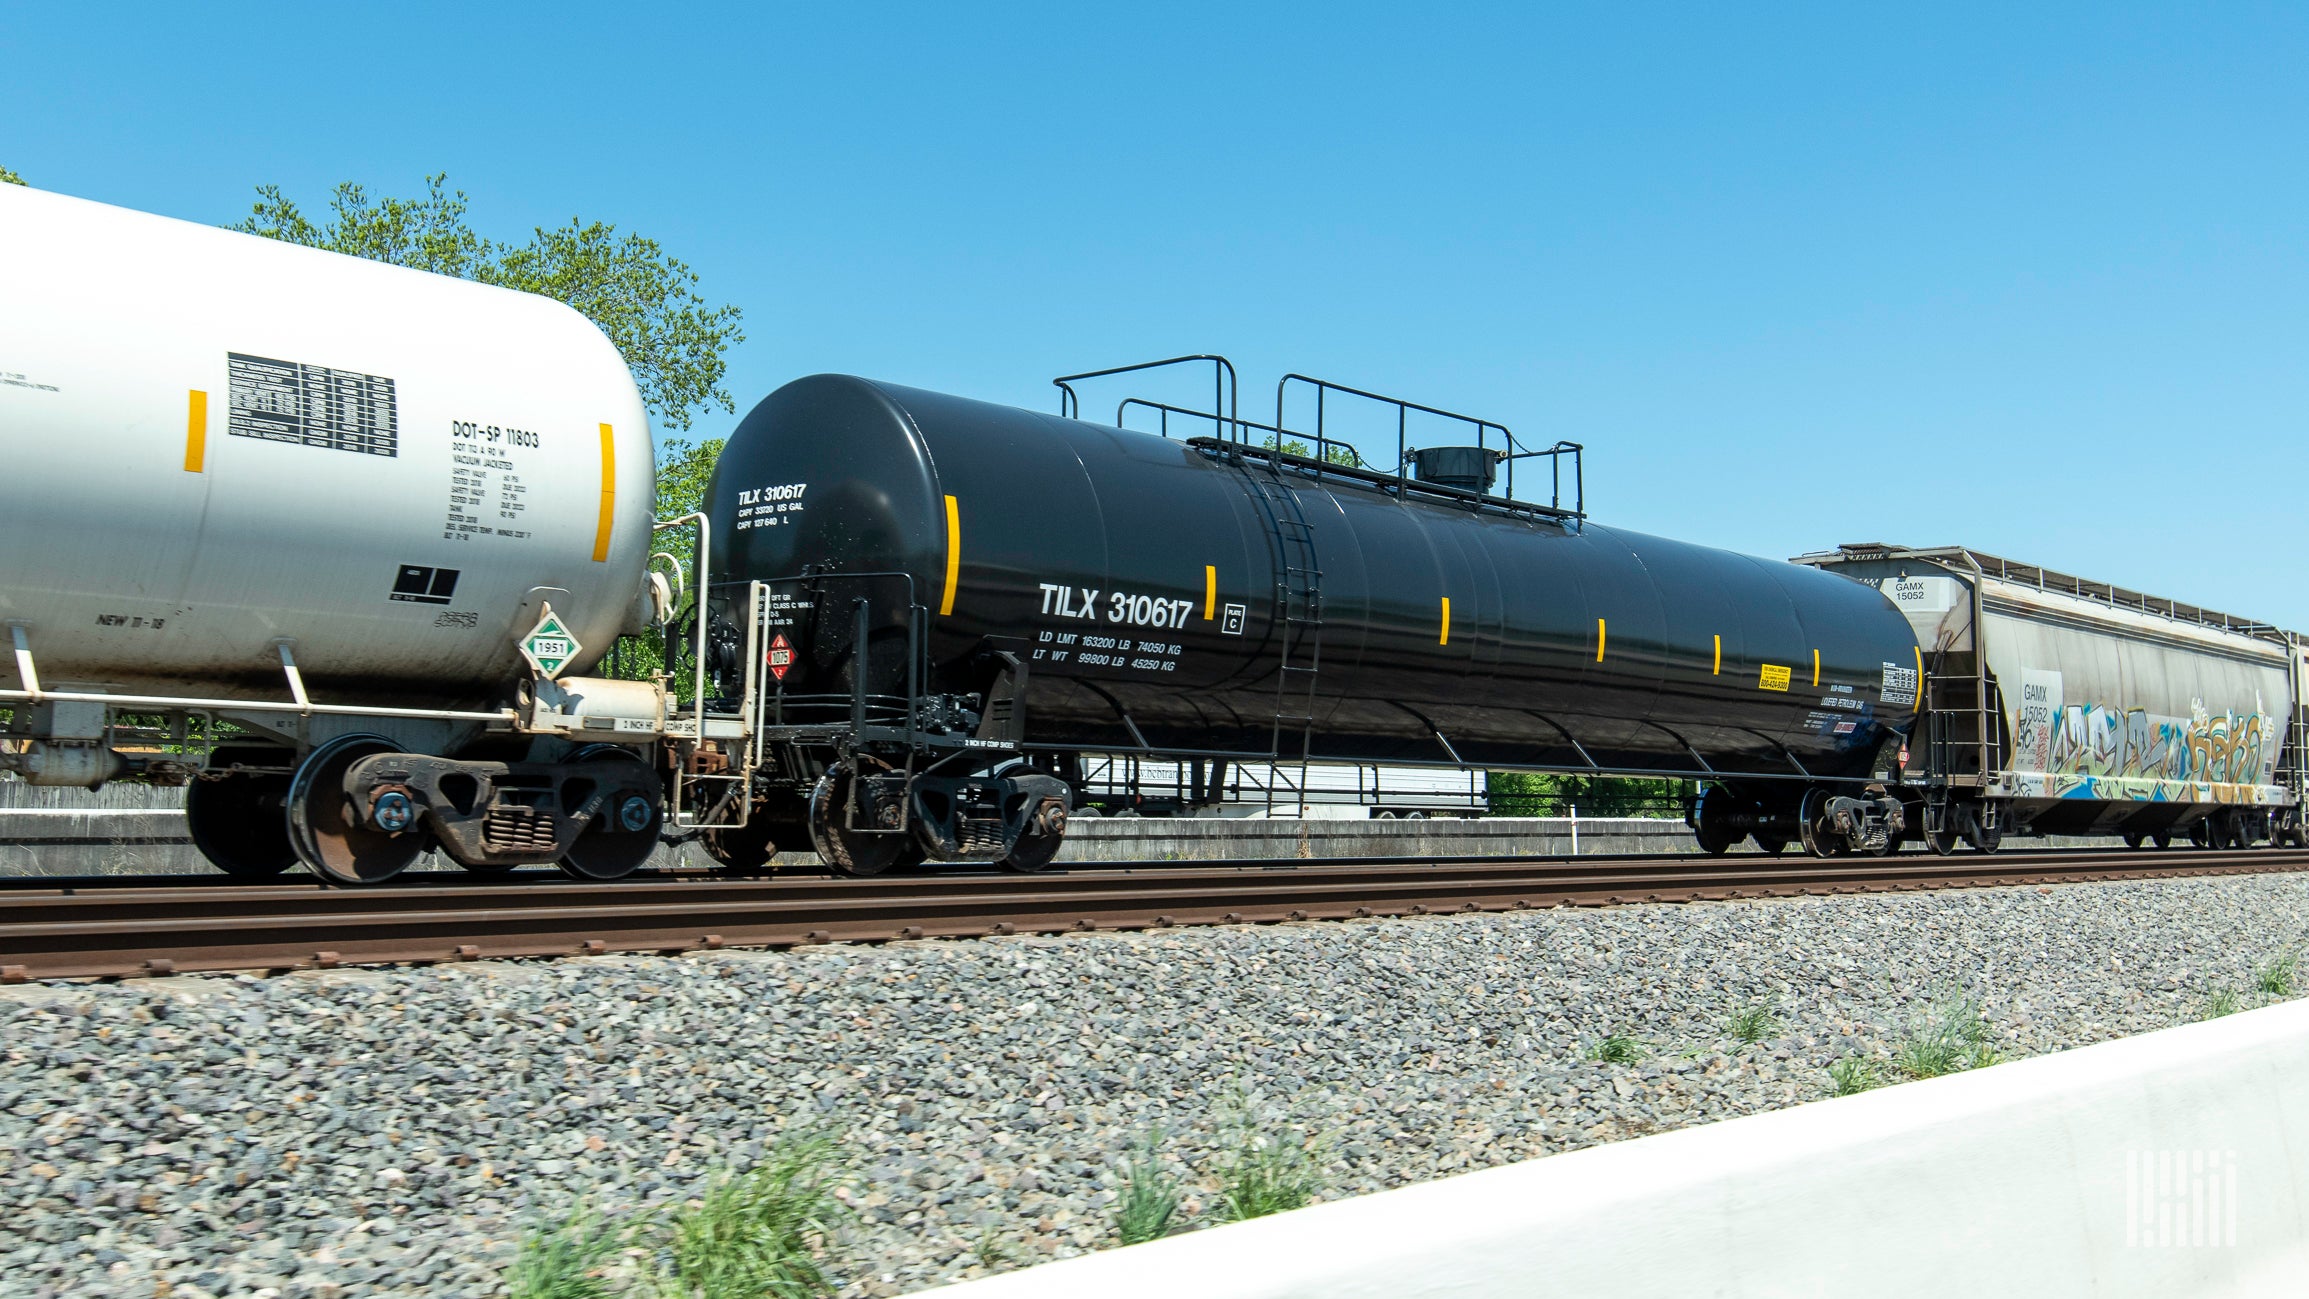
top-left (2188, 820), bottom-right (2211, 849)
top-left (808, 768), bottom-right (914, 877)
top-left (288, 735), bottom-right (428, 886)
top-left (558, 746), bottom-right (664, 882)
top-left (2123, 832), bottom-right (2146, 850)
top-left (185, 749), bottom-right (298, 880)
top-left (1751, 835), bottom-right (1788, 856)
top-left (1001, 798), bottom-right (1070, 874)
top-left (1958, 805), bottom-right (2002, 855)
top-left (2151, 831), bottom-right (2173, 849)
top-left (702, 818), bottom-right (781, 872)
top-left (1796, 788), bottom-right (1840, 858)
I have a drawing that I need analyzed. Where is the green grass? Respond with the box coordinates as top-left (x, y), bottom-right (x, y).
top-left (1891, 990), bottom-right (2000, 1081)
top-left (1725, 1004), bottom-right (1777, 1045)
top-left (1582, 1033), bottom-right (1644, 1065)
top-left (2203, 987), bottom-right (2243, 1019)
top-left (1210, 1096), bottom-right (1324, 1224)
top-left (1827, 1056), bottom-right (1884, 1096)
top-left (2254, 950), bottom-right (2298, 997)
top-left (505, 1204), bottom-right (626, 1299)
top-left (1114, 1133), bottom-right (1183, 1246)
top-left (654, 1138), bottom-right (844, 1299)
top-left (505, 1138), bottom-right (844, 1299)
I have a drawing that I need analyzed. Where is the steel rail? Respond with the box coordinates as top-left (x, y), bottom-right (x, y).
top-left (2, 848), bottom-right (2303, 982)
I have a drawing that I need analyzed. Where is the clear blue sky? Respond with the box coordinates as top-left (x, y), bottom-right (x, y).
top-left (8, 3), bottom-right (2304, 625)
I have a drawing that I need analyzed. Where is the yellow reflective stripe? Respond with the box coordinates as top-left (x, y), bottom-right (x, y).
top-left (1712, 634), bottom-right (1721, 675)
top-left (591, 424), bottom-right (616, 562)
top-left (940, 495), bottom-right (961, 616)
top-left (1596, 618), bottom-right (1607, 662)
top-left (1204, 565), bottom-right (1217, 620)
top-left (184, 390), bottom-right (208, 473)
top-left (1812, 649), bottom-right (1821, 687)
top-left (1439, 597), bottom-right (1451, 645)
top-left (1914, 645), bottom-right (1925, 713)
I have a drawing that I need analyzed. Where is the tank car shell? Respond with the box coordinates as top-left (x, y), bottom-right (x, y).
top-left (708, 374), bottom-right (1922, 782)
top-left (0, 185), bottom-right (654, 709)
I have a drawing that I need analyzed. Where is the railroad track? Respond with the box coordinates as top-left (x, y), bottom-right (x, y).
top-left (3, 847), bottom-right (2304, 982)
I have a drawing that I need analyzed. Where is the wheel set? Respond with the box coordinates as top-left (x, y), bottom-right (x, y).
top-left (191, 737), bottom-right (666, 886)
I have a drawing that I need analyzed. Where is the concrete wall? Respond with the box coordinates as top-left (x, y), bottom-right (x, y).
top-left (919, 998), bottom-right (2309, 1299)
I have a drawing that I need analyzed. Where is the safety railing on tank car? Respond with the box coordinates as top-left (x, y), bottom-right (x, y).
top-left (1054, 355), bottom-right (1237, 426)
top-left (1114, 397), bottom-right (1583, 524)
top-left (1275, 373), bottom-right (1585, 520)
top-left (1054, 355), bottom-right (1585, 522)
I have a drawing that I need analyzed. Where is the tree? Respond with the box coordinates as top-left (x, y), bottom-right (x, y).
top-left (1488, 771), bottom-right (1692, 818)
top-left (603, 436), bottom-right (725, 685)
top-left (0, 166), bottom-right (24, 186)
top-left (233, 174), bottom-right (743, 432)
top-left (1261, 434), bottom-right (1362, 467)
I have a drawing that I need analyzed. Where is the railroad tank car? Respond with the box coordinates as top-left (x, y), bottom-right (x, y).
top-left (1799, 545), bottom-right (2308, 852)
top-left (0, 185), bottom-right (670, 885)
top-left (0, 184), bottom-right (658, 705)
top-left (698, 372), bottom-right (1927, 870)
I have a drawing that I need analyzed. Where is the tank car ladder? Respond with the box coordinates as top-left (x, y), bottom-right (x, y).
top-left (1240, 471), bottom-right (1324, 816)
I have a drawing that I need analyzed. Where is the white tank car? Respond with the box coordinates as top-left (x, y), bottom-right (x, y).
top-left (0, 185), bottom-right (681, 886)
top-left (0, 183), bottom-right (655, 706)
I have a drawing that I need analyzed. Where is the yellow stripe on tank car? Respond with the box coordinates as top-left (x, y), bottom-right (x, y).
top-left (940, 495), bottom-right (962, 616)
top-left (1596, 618), bottom-right (1607, 662)
top-left (1914, 645), bottom-right (1925, 713)
top-left (1712, 634), bottom-right (1721, 675)
top-left (591, 424), bottom-right (616, 562)
top-left (1439, 597), bottom-right (1451, 645)
top-left (184, 390), bottom-right (208, 473)
top-left (1205, 565), bottom-right (1217, 620)
top-left (1813, 649), bottom-right (1821, 688)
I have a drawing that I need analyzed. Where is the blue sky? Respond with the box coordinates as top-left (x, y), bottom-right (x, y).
top-left (7, 3), bottom-right (2305, 625)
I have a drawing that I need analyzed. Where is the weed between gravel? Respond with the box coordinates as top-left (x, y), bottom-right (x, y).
top-left (1582, 1033), bottom-right (1644, 1064)
top-left (506, 1136), bottom-right (843, 1299)
top-left (1725, 1004), bottom-right (1777, 1044)
top-left (2202, 987), bottom-right (2243, 1019)
top-left (1824, 990), bottom-right (2002, 1095)
top-left (1114, 1132), bottom-right (1183, 1245)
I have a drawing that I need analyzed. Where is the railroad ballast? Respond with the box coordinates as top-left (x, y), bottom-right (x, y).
top-left (2, 191), bottom-right (2302, 883)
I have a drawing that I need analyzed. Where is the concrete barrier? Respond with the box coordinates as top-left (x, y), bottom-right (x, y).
top-left (918, 999), bottom-right (2309, 1299)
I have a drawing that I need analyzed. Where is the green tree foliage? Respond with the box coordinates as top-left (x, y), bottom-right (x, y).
top-left (0, 166), bottom-right (25, 186)
top-left (233, 174), bottom-right (743, 431)
top-left (1261, 433), bottom-right (1361, 467)
top-left (601, 436), bottom-right (725, 686)
top-left (1488, 771), bottom-right (1692, 818)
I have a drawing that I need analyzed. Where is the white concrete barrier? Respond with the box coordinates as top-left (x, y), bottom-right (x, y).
top-left (918, 1000), bottom-right (2309, 1298)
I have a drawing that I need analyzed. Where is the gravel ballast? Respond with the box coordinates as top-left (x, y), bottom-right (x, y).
top-left (4, 870), bottom-right (2307, 1298)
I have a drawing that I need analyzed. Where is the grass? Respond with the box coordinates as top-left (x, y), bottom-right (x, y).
top-left (1582, 1033), bottom-right (1644, 1065)
top-left (1827, 1056), bottom-right (1884, 1096)
top-left (505, 1204), bottom-right (626, 1299)
top-left (505, 1137), bottom-right (843, 1299)
top-left (2203, 987), bottom-right (2243, 1020)
top-left (1725, 1004), bottom-right (1777, 1045)
top-left (1113, 1133), bottom-right (1183, 1246)
top-left (1210, 1095), bottom-right (1324, 1224)
top-left (1887, 990), bottom-right (2000, 1080)
top-left (2254, 950), bottom-right (2299, 997)
top-left (654, 1138), bottom-right (844, 1299)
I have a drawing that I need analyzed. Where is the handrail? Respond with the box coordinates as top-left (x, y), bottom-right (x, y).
top-left (1116, 398), bottom-right (1364, 468)
top-left (1054, 355), bottom-right (1236, 426)
top-left (1275, 373), bottom-right (1584, 516)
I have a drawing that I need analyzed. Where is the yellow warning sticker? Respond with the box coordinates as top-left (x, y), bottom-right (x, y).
top-left (1759, 663), bottom-right (1791, 692)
